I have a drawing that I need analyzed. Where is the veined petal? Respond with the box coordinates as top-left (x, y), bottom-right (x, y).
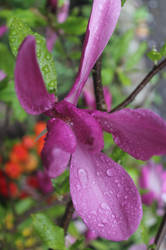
top-left (93, 109), bottom-right (166, 160)
top-left (70, 144), bottom-right (142, 241)
top-left (42, 118), bottom-right (77, 178)
top-left (15, 35), bottom-right (56, 115)
top-left (65, 0), bottom-right (121, 104)
top-left (55, 100), bottom-right (104, 152)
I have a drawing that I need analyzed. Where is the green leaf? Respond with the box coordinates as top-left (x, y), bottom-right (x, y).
top-left (160, 43), bottom-right (166, 57)
top-left (126, 42), bottom-right (147, 71)
top-left (121, 0), bottom-right (127, 7)
top-left (15, 198), bottom-right (34, 215)
top-left (9, 17), bottom-right (57, 94)
top-left (116, 69), bottom-right (131, 86)
top-left (147, 49), bottom-right (162, 62)
top-left (0, 9), bottom-right (46, 28)
top-left (0, 81), bottom-right (27, 121)
top-left (32, 213), bottom-right (65, 250)
top-left (0, 43), bottom-right (14, 77)
top-left (58, 16), bottom-right (88, 35)
top-left (69, 238), bottom-right (84, 250)
top-left (51, 170), bottom-right (70, 195)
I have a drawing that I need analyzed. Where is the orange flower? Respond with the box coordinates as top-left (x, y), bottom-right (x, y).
top-left (22, 136), bottom-right (35, 149)
top-left (9, 183), bottom-right (19, 198)
top-left (5, 162), bottom-right (22, 179)
top-left (24, 154), bottom-right (38, 172)
top-left (34, 121), bottom-right (47, 155)
top-left (11, 143), bottom-right (29, 162)
top-left (34, 121), bottom-right (46, 136)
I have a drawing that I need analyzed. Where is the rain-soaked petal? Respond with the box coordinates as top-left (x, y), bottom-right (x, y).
top-left (15, 35), bottom-right (56, 115)
top-left (42, 118), bottom-right (77, 178)
top-left (65, 0), bottom-right (121, 104)
top-left (55, 100), bottom-right (104, 152)
top-left (70, 143), bottom-right (142, 241)
top-left (93, 109), bottom-right (166, 161)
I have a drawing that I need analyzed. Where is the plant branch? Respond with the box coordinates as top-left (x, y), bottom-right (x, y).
top-left (111, 58), bottom-right (166, 113)
top-left (92, 56), bottom-right (107, 111)
top-left (153, 210), bottom-right (166, 250)
top-left (60, 199), bottom-right (74, 235)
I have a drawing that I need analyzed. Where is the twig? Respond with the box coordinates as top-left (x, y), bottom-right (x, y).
top-left (92, 56), bottom-right (107, 111)
top-left (111, 58), bottom-right (166, 113)
top-left (60, 199), bottom-right (74, 235)
top-left (153, 211), bottom-right (166, 250)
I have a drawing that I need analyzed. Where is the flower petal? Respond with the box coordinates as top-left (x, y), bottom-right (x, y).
top-left (65, 0), bottom-right (121, 104)
top-left (55, 100), bottom-right (104, 152)
top-left (70, 144), bottom-right (142, 241)
top-left (46, 28), bottom-right (57, 52)
top-left (0, 70), bottom-right (6, 81)
top-left (82, 79), bottom-right (112, 111)
top-left (15, 35), bottom-right (56, 115)
top-left (0, 25), bottom-right (7, 38)
top-left (57, 0), bottom-right (70, 23)
top-left (42, 118), bottom-right (77, 178)
top-left (93, 109), bottom-right (166, 160)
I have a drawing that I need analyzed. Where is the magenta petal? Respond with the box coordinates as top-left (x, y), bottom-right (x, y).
top-left (37, 170), bottom-right (53, 194)
top-left (93, 109), bottom-right (166, 160)
top-left (15, 35), bottom-right (56, 115)
top-left (0, 70), bottom-right (6, 81)
top-left (0, 25), bottom-right (7, 38)
top-left (70, 144), bottom-right (142, 241)
top-left (55, 100), bottom-right (104, 152)
top-left (42, 118), bottom-right (77, 178)
top-left (46, 28), bottom-right (57, 52)
top-left (65, 0), bottom-right (121, 104)
top-left (57, 0), bottom-right (70, 23)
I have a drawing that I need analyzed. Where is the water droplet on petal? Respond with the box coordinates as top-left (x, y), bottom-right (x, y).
top-left (106, 169), bottom-right (113, 177)
top-left (78, 169), bottom-right (88, 188)
top-left (98, 223), bottom-right (104, 228)
top-left (96, 171), bottom-right (100, 176)
top-left (101, 202), bottom-right (110, 210)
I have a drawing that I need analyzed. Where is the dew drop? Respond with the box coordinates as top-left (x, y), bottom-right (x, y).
top-left (78, 169), bottom-right (88, 188)
top-left (96, 171), bottom-right (100, 176)
top-left (98, 223), bottom-right (104, 228)
top-left (76, 184), bottom-right (81, 191)
top-left (106, 169), bottom-right (113, 177)
top-left (101, 202), bottom-right (110, 210)
top-left (116, 193), bottom-right (120, 198)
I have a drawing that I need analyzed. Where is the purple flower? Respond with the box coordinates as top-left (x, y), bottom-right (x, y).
top-left (14, 0), bottom-right (166, 241)
top-left (83, 78), bottom-right (112, 111)
top-left (0, 25), bottom-right (7, 38)
top-left (139, 161), bottom-right (166, 206)
top-left (129, 244), bottom-right (147, 250)
top-left (0, 70), bottom-right (6, 81)
top-left (46, 0), bottom-right (70, 51)
top-left (48, 0), bottom-right (70, 23)
top-left (85, 229), bottom-right (98, 241)
top-left (37, 170), bottom-right (53, 194)
top-left (46, 28), bottom-right (57, 52)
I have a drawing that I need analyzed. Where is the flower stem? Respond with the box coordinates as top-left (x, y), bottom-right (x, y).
top-left (153, 210), bottom-right (166, 250)
top-left (60, 199), bottom-right (74, 235)
top-left (92, 56), bottom-right (107, 111)
top-left (111, 58), bottom-right (166, 113)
